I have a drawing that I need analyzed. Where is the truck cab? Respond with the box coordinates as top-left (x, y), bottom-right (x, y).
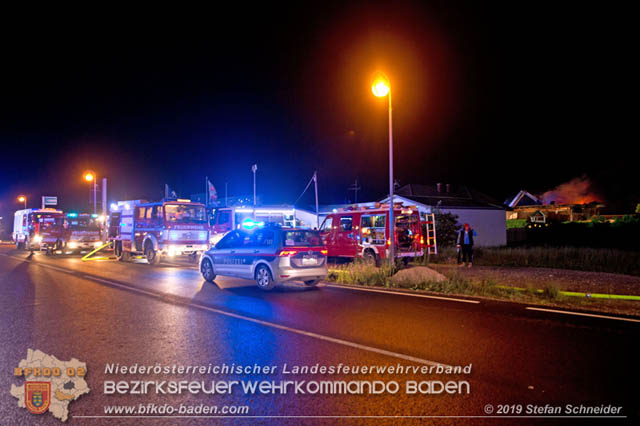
top-left (319, 205), bottom-right (425, 263)
top-left (109, 199), bottom-right (209, 265)
top-left (60, 213), bottom-right (103, 254)
top-left (13, 208), bottom-right (64, 251)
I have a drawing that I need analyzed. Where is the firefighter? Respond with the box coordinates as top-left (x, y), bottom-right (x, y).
top-left (457, 223), bottom-right (477, 267)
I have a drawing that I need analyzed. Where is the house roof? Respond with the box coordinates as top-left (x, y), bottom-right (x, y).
top-left (381, 184), bottom-right (507, 210)
top-left (505, 190), bottom-right (542, 208)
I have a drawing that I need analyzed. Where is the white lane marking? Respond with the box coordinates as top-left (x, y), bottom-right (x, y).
top-left (83, 277), bottom-right (450, 367)
top-left (526, 307), bottom-right (640, 323)
top-left (38, 263), bottom-right (71, 273)
top-left (323, 283), bottom-right (480, 304)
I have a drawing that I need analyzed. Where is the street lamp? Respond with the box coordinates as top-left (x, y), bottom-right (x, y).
top-left (83, 171), bottom-right (97, 214)
top-left (17, 195), bottom-right (27, 209)
top-left (371, 71), bottom-right (395, 263)
top-left (252, 164), bottom-right (258, 206)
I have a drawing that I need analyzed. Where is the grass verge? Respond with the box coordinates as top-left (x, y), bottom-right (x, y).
top-left (327, 262), bottom-right (640, 316)
top-left (429, 246), bottom-right (640, 277)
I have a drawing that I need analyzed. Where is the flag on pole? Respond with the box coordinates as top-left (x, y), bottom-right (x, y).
top-left (207, 178), bottom-right (217, 204)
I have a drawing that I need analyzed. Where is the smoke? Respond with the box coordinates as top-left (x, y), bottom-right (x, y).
top-left (542, 176), bottom-right (602, 205)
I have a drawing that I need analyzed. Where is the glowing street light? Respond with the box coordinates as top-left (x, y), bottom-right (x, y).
top-left (17, 195), bottom-right (27, 208)
top-left (371, 71), bottom-right (396, 263)
top-left (83, 171), bottom-right (97, 214)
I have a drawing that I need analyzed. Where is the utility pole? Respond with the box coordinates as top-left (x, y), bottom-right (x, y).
top-left (314, 171), bottom-right (319, 229)
top-left (348, 179), bottom-right (361, 203)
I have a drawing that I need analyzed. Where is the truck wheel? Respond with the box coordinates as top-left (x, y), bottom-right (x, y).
top-left (255, 265), bottom-right (276, 291)
top-left (145, 241), bottom-right (161, 265)
top-left (363, 249), bottom-right (378, 266)
top-left (200, 258), bottom-right (216, 282)
top-left (304, 279), bottom-right (320, 287)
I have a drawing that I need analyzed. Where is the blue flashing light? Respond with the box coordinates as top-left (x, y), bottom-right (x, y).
top-left (91, 214), bottom-right (99, 218)
top-left (67, 213), bottom-right (78, 217)
top-left (242, 218), bottom-right (265, 229)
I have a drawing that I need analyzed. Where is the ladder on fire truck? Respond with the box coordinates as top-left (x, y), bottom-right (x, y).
top-left (424, 213), bottom-right (437, 255)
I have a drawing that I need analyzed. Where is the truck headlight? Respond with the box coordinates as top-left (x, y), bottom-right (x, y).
top-left (68, 242), bottom-right (78, 249)
top-left (33, 235), bottom-right (43, 243)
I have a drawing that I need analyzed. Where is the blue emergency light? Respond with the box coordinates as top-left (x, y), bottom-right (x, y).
top-left (66, 213), bottom-right (78, 217)
top-left (242, 218), bottom-right (265, 229)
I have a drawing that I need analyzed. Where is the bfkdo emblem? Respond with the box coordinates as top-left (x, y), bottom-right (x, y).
top-left (25, 382), bottom-right (51, 414)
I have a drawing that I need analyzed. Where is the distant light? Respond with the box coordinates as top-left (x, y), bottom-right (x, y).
top-left (17, 196), bottom-right (26, 203)
top-left (110, 203), bottom-right (118, 211)
top-left (91, 214), bottom-right (98, 218)
top-left (67, 213), bottom-right (78, 217)
top-left (124, 203), bottom-right (130, 210)
top-left (84, 172), bottom-right (95, 182)
top-left (371, 71), bottom-right (390, 97)
top-left (332, 208), bottom-right (337, 213)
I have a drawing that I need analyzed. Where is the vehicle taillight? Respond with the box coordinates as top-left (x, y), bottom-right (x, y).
top-left (420, 236), bottom-right (425, 245)
top-left (387, 238), bottom-right (391, 246)
top-left (278, 250), bottom-right (298, 257)
top-left (321, 249), bottom-right (328, 255)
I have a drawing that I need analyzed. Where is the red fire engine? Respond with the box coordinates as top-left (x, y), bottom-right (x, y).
top-left (108, 199), bottom-right (209, 265)
top-left (319, 205), bottom-right (431, 263)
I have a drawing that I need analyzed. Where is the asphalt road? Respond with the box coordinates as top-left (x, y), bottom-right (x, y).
top-left (1, 245), bottom-right (638, 425)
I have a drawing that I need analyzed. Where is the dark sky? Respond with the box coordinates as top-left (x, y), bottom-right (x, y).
top-left (0, 2), bottom-right (636, 217)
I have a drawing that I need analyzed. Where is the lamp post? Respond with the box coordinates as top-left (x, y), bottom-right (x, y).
top-left (252, 164), bottom-right (258, 206)
top-left (371, 72), bottom-right (395, 263)
top-left (84, 171), bottom-right (97, 215)
top-left (17, 195), bottom-right (27, 209)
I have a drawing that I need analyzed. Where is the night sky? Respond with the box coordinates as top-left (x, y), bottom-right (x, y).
top-left (1, 2), bottom-right (635, 219)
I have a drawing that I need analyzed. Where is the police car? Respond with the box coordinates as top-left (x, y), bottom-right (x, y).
top-left (199, 224), bottom-right (328, 290)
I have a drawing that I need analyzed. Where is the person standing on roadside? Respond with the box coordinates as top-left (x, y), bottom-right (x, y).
top-left (457, 223), bottom-right (477, 267)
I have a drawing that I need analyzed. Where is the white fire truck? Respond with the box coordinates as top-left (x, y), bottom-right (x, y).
top-left (108, 199), bottom-right (209, 265)
top-left (13, 208), bottom-right (64, 250)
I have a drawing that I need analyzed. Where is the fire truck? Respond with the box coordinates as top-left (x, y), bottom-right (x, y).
top-left (319, 205), bottom-right (430, 263)
top-left (13, 208), bottom-right (64, 250)
top-left (209, 206), bottom-right (299, 244)
top-left (108, 199), bottom-right (209, 265)
top-left (59, 213), bottom-right (103, 254)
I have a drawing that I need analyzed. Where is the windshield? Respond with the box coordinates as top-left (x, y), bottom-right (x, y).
top-left (282, 230), bottom-right (323, 247)
top-left (38, 216), bottom-right (63, 230)
top-left (67, 217), bottom-right (99, 231)
top-left (165, 204), bottom-right (207, 224)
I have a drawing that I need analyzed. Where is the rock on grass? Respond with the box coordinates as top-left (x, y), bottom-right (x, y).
top-left (391, 266), bottom-right (447, 288)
